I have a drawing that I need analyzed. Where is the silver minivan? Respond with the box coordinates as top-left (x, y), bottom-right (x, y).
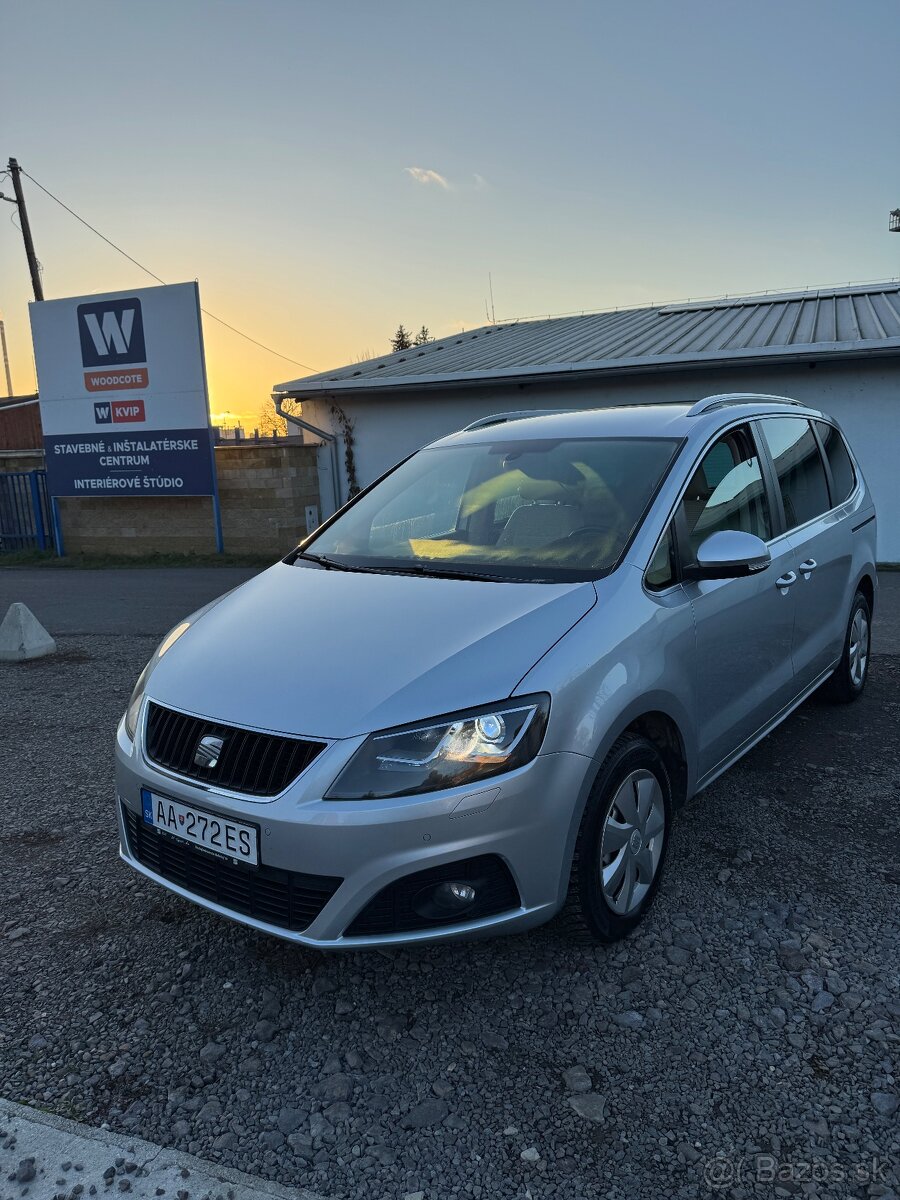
top-left (115, 395), bottom-right (877, 947)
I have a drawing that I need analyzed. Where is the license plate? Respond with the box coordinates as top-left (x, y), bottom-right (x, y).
top-left (140, 789), bottom-right (259, 866)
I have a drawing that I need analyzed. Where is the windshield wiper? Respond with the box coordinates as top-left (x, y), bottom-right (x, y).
top-left (295, 552), bottom-right (549, 583)
top-left (384, 563), bottom-right (540, 583)
top-left (293, 551), bottom-right (374, 573)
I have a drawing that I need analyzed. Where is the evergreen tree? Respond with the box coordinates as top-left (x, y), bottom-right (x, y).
top-left (390, 324), bottom-right (413, 352)
top-left (413, 325), bottom-right (431, 346)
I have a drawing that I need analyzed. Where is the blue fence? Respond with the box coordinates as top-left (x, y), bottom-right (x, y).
top-left (0, 470), bottom-right (51, 554)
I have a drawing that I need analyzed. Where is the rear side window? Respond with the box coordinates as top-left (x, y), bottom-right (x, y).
top-left (815, 421), bottom-right (856, 505)
top-left (759, 417), bottom-right (830, 530)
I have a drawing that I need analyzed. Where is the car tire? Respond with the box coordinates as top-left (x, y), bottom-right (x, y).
top-left (561, 733), bottom-right (673, 944)
top-left (823, 590), bottom-right (872, 704)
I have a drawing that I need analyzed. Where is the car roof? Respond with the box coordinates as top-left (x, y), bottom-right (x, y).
top-left (432, 395), bottom-right (828, 448)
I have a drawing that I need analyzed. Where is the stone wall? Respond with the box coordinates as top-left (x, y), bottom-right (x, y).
top-left (213, 441), bottom-right (321, 555)
top-left (1, 443), bottom-right (321, 558)
top-left (0, 452), bottom-right (44, 474)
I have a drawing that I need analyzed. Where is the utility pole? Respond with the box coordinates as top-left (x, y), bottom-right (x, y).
top-left (7, 159), bottom-right (44, 301)
top-left (0, 320), bottom-right (13, 397)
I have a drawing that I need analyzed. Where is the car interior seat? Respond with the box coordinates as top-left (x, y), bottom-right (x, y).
top-left (496, 503), bottom-right (584, 549)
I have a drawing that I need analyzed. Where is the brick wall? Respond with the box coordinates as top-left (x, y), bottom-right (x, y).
top-left (1, 443), bottom-right (321, 558)
top-left (0, 398), bottom-right (42, 452)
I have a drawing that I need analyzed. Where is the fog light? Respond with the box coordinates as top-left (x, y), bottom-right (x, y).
top-left (447, 882), bottom-right (476, 904)
top-left (411, 880), bottom-right (478, 921)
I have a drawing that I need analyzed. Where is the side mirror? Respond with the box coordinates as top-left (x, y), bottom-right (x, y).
top-left (688, 530), bottom-right (771, 580)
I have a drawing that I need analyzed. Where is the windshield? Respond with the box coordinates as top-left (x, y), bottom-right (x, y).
top-left (302, 436), bottom-right (681, 582)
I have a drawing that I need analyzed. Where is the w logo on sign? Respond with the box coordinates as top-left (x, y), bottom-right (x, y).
top-left (78, 298), bottom-right (146, 367)
top-left (93, 402), bottom-right (112, 424)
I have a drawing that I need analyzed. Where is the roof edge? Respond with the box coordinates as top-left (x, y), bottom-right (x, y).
top-left (276, 339), bottom-right (900, 397)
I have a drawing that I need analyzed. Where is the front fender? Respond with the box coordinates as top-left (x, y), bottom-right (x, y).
top-left (514, 566), bottom-right (699, 905)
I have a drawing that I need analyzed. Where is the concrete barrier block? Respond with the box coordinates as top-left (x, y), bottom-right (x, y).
top-left (0, 603), bottom-right (57, 661)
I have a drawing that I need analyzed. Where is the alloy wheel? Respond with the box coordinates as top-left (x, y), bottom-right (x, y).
top-left (849, 608), bottom-right (870, 687)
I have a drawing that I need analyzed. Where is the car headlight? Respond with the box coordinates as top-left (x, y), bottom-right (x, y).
top-left (123, 621), bottom-right (191, 740)
top-left (326, 694), bottom-right (550, 800)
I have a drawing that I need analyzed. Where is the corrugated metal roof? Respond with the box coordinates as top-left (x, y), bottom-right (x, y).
top-left (276, 282), bottom-right (900, 397)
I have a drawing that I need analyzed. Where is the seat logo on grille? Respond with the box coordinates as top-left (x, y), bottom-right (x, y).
top-left (193, 734), bottom-right (225, 769)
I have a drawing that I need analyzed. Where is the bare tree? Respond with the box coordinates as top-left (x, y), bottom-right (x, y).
top-left (257, 397), bottom-right (301, 438)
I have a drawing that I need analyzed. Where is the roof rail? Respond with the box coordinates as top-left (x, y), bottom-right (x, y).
top-left (461, 408), bottom-right (572, 432)
top-left (686, 393), bottom-right (804, 417)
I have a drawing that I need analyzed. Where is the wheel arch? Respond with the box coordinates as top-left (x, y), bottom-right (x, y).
top-left (554, 696), bottom-right (694, 910)
top-left (623, 710), bottom-right (689, 811)
top-left (856, 570), bottom-right (875, 616)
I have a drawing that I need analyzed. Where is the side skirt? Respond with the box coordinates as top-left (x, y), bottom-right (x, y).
top-left (694, 663), bottom-right (838, 795)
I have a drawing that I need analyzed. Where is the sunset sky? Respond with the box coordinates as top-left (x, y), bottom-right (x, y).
top-left (2, 0), bottom-right (898, 426)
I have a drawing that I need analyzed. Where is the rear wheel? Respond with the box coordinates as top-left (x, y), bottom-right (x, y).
top-left (823, 590), bottom-right (871, 703)
top-left (562, 734), bottom-right (673, 943)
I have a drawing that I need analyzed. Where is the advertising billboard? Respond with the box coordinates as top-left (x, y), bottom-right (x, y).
top-left (30, 282), bottom-right (217, 500)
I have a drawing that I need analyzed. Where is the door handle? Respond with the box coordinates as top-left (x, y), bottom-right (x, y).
top-left (775, 571), bottom-right (797, 592)
top-left (799, 558), bottom-right (817, 578)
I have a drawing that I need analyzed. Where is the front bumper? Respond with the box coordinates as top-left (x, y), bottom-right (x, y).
top-left (115, 714), bottom-right (591, 949)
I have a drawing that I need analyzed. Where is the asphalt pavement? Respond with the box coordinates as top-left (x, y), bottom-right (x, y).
top-left (0, 566), bottom-right (261, 636)
top-left (1, 564), bottom-right (898, 648)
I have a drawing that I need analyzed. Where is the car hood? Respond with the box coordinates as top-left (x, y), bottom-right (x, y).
top-left (146, 561), bottom-right (596, 739)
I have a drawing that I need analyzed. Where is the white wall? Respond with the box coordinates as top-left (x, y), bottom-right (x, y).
top-left (300, 357), bottom-right (900, 561)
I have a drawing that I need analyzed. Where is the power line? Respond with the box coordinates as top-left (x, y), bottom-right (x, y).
top-left (20, 169), bottom-right (319, 373)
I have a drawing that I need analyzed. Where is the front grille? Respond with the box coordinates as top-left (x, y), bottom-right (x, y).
top-left (145, 702), bottom-right (325, 797)
top-left (345, 854), bottom-right (521, 937)
top-left (122, 804), bottom-right (341, 933)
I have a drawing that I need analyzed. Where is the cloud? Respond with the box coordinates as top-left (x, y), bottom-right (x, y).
top-left (473, 173), bottom-right (489, 190)
top-left (405, 166), bottom-right (450, 189)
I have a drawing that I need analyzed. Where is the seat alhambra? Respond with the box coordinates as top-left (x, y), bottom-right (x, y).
top-left (116, 395), bottom-right (876, 947)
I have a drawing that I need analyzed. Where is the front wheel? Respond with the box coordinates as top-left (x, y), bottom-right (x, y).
top-left (823, 590), bottom-right (871, 703)
top-left (562, 734), bottom-right (672, 943)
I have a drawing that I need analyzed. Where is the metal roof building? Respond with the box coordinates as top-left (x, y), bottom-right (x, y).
top-left (279, 282), bottom-right (900, 394)
top-left (275, 282), bottom-right (900, 559)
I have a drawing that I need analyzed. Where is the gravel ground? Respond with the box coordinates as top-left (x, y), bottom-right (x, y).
top-left (0, 1096), bottom-right (318, 1200)
top-left (2, 635), bottom-right (898, 1200)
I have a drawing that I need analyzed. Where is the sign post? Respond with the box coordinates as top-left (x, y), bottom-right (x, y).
top-left (29, 281), bottom-right (223, 552)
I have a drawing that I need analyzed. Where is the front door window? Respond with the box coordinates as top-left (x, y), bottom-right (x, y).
top-left (679, 426), bottom-right (771, 560)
